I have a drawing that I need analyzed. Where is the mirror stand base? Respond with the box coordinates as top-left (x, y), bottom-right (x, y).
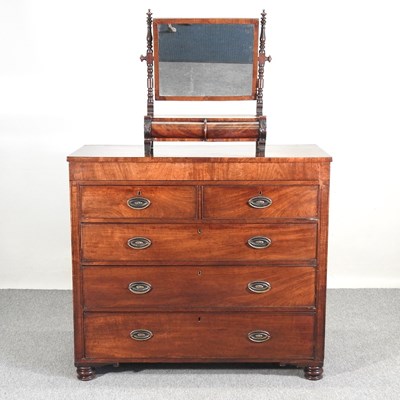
top-left (256, 141), bottom-right (266, 157)
top-left (144, 139), bottom-right (154, 157)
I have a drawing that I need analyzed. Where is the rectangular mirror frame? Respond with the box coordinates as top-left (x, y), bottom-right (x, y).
top-left (153, 18), bottom-right (259, 101)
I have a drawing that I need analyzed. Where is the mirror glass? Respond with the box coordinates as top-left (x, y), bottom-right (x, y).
top-left (154, 21), bottom-right (257, 99)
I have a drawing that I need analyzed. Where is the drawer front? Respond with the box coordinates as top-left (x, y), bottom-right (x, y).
top-left (203, 185), bottom-right (318, 219)
top-left (81, 223), bottom-right (317, 264)
top-left (152, 122), bottom-right (203, 139)
top-left (207, 122), bottom-right (258, 139)
top-left (83, 266), bottom-right (316, 309)
top-left (81, 185), bottom-right (197, 219)
top-left (84, 312), bottom-right (315, 360)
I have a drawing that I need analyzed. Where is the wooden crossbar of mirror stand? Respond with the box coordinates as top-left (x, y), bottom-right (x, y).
top-left (140, 10), bottom-right (271, 157)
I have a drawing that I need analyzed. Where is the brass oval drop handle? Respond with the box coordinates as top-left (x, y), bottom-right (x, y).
top-left (248, 195), bottom-right (272, 209)
top-left (248, 330), bottom-right (271, 343)
top-left (248, 280), bottom-right (271, 293)
top-left (127, 196), bottom-right (151, 210)
top-left (130, 329), bottom-right (153, 341)
top-left (127, 237), bottom-right (152, 250)
top-left (128, 281), bottom-right (152, 294)
top-left (247, 236), bottom-right (271, 249)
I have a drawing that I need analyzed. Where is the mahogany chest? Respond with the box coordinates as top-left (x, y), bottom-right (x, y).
top-left (68, 144), bottom-right (331, 380)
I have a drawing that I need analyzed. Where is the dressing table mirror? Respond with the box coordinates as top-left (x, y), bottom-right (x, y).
top-left (140, 10), bottom-right (272, 156)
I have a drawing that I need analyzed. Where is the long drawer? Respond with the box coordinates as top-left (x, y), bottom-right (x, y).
top-left (203, 185), bottom-right (318, 219)
top-left (81, 223), bottom-right (317, 264)
top-left (151, 119), bottom-right (259, 140)
top-left (82, 266), bottom-right (316, 309)
top-left (84, 312), bottom-right (315, 360)
top-left (81, 185), bottom-right (197, 219)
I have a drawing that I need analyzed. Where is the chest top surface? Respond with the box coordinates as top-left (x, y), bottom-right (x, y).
top-left (67, 144), bottom-right (331, 182)
top-left (67, 144), bottom-right (331, 163)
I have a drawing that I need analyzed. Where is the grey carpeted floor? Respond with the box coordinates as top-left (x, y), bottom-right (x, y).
top-left (0, 289), bottom-right (399, 399)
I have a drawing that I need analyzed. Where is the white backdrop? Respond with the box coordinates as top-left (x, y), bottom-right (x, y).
top-left (1, 0), bottom-right (399, 289)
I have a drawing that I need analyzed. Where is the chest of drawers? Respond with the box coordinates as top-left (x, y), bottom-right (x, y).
top-left (68, 144), bottom-right (331, 381)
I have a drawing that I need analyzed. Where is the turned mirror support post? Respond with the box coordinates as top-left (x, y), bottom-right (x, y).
top-left (141, 9), bottom-right (154, 156)
top-left (257, 9), bottom-right (269, 117)
top-left (255, 10), bottom-right (271, 157)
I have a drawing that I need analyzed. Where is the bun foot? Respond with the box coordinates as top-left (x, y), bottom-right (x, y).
top-left (304, 366), bottom-right (323, 380)
top-left (77, 366), bottom-right (96, 381)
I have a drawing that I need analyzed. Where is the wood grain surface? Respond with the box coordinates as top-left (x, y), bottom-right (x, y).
top-left (84, 312), bottom-right (315, 359)
top-left (203, 185), bottom-right (318, 219)
top-left (82, 265), bottom-right (316, 310)
top-left (81, 185), bottom-right (197, 219)
top-left (81, 223), bottom-right (317, 264)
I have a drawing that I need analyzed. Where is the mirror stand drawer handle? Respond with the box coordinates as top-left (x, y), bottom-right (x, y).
top-left (130, 329), bottom-right (153, 341)
top-left (248, 281), bottom-right (271, 293)
top-left (127, 237), bottom-right (152, 250)
top-left (248, 196), bottom-right (272, 209)
top-left (127, 196), bottom-right (151, 210)
top-left (248, 330), bottom-right (271, 343)
top-left (247, 236), bottom-right (271, 249)
top-left (128, 281), bottom-right (152, 294)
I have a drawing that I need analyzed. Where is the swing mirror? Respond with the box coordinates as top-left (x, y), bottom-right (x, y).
top-left (153, 19), bottom-right (259, 100)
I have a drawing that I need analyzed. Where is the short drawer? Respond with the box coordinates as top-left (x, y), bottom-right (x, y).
top-left (80, 185), bottom-right (197, 219)
top-left (81, 223), bottom-right (317, 264)
top-left (203, 185), bottom-right (318, 219)
top-left (84, 312), bottom-right (315, 360)
top-left (83, 266), bottom-right (316, 310)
